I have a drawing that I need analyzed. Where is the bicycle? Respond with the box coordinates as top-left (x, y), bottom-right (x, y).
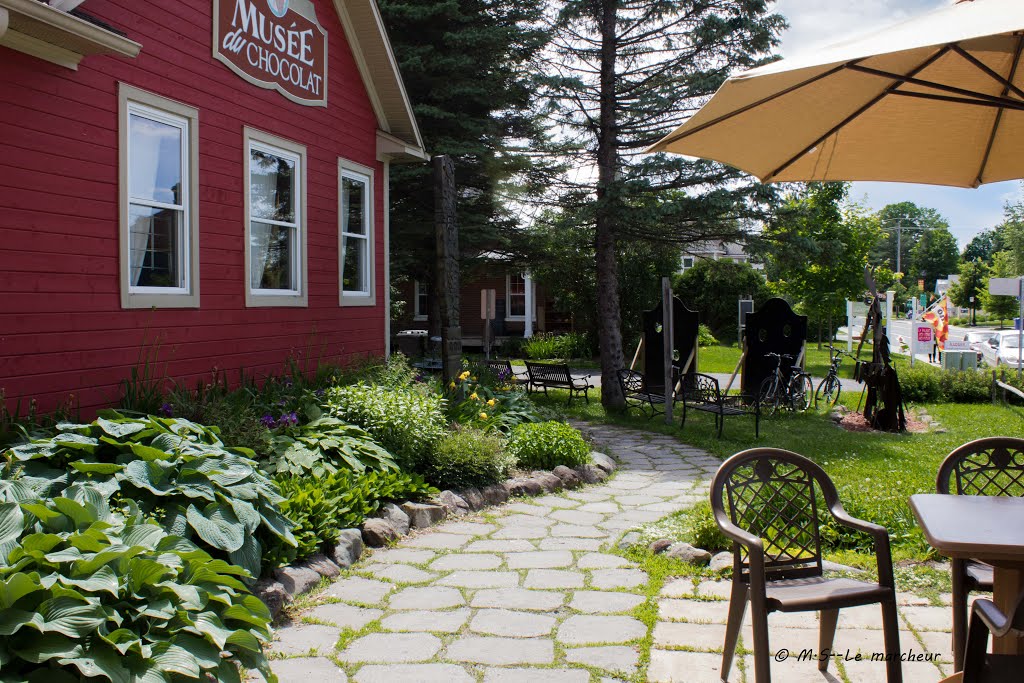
top-left (815, 345), bottom-right (846, 408)
top-left (758, 352), bottom-right (813, 416)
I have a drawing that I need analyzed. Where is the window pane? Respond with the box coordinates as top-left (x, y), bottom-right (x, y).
top-left (342, 176), bottom-right (366, 236)
top-left (129, 204), bottom-right (181, 287)
top-left (129, 113), bottom-right (183, 205)
top-left (251, 221), bottom-right (294, 290)
top-left (250, 149), bottom-right (295, 223)
top-left (343, 235), bottom-right (366, 293)
top-left (508, 276), bottom-right (526, 317)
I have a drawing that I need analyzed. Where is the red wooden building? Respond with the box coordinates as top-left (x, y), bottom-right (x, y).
top-left (0, 0), bottom-right (425, 415)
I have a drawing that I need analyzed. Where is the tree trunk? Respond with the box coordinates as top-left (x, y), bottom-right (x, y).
top-left (595, 0), bottom-right (625, 410)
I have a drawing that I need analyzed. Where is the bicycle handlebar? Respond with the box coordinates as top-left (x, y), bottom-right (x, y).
top-left (764, 352), bottom-right (793, 359)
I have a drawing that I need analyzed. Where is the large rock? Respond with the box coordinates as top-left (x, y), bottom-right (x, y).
top-left (274, 565), bottom-right (321, 597)
top-left (379, 502), bottom-right (411, 535)
top-left (458, 487), bottom-right (486, 511)
top-left (401, 502), bottom-right (447, 529)
top-left (664, 542), bottom-right (712, 565)
top-left (590, 451), bottom-right (617, 474)
top-left (436, 490), bottom-right (470, 517)
top-left (710, 551), bottom-right (734, 572)
top-left (481, 484), bottom-right (510, 506)
top-left (574, 464), bottom-right (608, 484)
top-left (530, 471), bottom-right (563, 493)
top-left (331, 528), bottom-right (364, 569)
top-left (552, 465), bottom-right (582, 489)
top-left (617, 532), bottom-right (642, 550)
top-left (253, 578), bottom-right (289, 618)
top-left (649, 539), bottom-right (673, 554)
top-left (362, 518), bottom-right (400, 547)
top-left (507, 477), bottom-right (544, 497)
top-left (302, 553), bottom-right (341, 578)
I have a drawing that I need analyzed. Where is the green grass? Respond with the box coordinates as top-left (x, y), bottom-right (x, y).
top-left (537, 385), bottom-right (1024, 563)
top-left (697, 342), bottom-right (896, 380)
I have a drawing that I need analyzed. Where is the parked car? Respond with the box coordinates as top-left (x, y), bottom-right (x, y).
top-left (964, 331), bottom-right (993, 362)
top-left (981, 331), bottom-right (1023, 368)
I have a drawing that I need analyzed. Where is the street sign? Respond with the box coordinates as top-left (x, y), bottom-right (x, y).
top-left (944, 339), bottom-right (971, 352)
top-left (989, 277), bottom-right (1022, 297)
top-left (917, 326), bottom-right (933, 343)
top-left (480, 289), bottom-right (496, 319)
top-left (913, 323), bottom-right (933, 357)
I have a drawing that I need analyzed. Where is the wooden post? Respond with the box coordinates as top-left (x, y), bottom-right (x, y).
top-left (724, 340), bottom-right (745, 395)
top-left (674, 345), bottom-right (696, 394)
top-left (993, 370), bottom-right (998, 404)
top-left (629, 337), bottom-right (644, 371)
top-left (662, 277), bottom-right (674, 425)
top-left (434, 155), bottom-right (461, 384)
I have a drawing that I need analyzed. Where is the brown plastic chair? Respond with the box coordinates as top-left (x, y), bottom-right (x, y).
top-left (711, 448), bottom-right (902, 683)
top-left (936, 437), bottom-right (1024, 671)
top-left (943, 591), bottom-right (1024, 682)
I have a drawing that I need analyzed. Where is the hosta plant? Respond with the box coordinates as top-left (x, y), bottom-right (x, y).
top-left (1, 412), bottom-right (295, 578)
top-left (264, 414), bottom-right (397, 477)
top-left (0, 484), bottom-right (276, 682)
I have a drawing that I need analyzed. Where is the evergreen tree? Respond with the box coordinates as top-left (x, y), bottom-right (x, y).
top-left (378, 0), bottom-right (552, 300)
top-left (538, 0), bottom-right (785, 409)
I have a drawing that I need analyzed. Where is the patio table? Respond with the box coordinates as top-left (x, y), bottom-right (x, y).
top-left (910, 494), bottom-right (1024, 655)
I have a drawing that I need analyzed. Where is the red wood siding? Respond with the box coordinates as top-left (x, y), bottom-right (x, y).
top-left (0, 0), bottom-right (390, 416)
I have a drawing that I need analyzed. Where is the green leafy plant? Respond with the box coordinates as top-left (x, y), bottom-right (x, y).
top-left (324, 384), bottom-right (446, 471)
top-left (445, 368), bottom-right (554, 435)
top-left (505, 421), bottom-right (590, 470)
top-left (0, 485), bottom-right (275, 682)
top-left (522, 332), bottom-right (594, 360)
top-left (265, 415), bottom-right (397, 477)
top-left (698, 324), bottom-right (719, 347)
top-left (1, 412), bottom-right (295, 578)
top-left (423, 427), bottom-right (515, 489)
top-left (264, 470), bottom-right (437, 567)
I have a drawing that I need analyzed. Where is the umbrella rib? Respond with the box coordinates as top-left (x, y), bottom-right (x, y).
top-left (846, 64), bottom-right (1024, 109)
top-left (764, 47), bottom-right (951, 183)
top-left (888, 90), bottom-right (1024, 112)
top-left (951, 44), bottom-right (1024, 103)
top-left (974, 35), bottom-right (1024, 187)
top-left (652, 63), bottom-right (852, 148)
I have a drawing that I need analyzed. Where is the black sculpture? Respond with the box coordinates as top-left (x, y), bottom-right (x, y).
top-left (741, 298), bottom-right (807, 398)
top-left (642, 297), bottom-right (699, 393)
top-left (854, 268), bottom-right (906, 432)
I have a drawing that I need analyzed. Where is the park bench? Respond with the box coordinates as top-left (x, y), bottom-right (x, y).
top-left (524, 361), bottom-right (592, 404)
top-left (678, 372), bottom-right (760, 438)
top-left (477, 359), bottom-right (527, 383)
top-left (617, 369), bottom-right (667, 418)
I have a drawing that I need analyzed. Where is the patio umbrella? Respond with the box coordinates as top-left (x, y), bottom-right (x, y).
top-left (647, 0), bottom-right (1024, 188)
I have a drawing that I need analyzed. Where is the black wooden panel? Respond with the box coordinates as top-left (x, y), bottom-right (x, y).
top-left (742, 298), bottom-right (808, 396)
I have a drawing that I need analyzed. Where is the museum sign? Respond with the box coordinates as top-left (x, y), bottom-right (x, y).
top-left (213, 0), bottom-right (328, 107)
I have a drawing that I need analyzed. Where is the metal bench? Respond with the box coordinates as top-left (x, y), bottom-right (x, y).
top-left (617, 369), bottom-right (667, 418)
top-left (524, 361), bottom-right (592, 404)
top-left (478, 359), bottom-right (527, 383)
top-left (678, 372), bottom-right (760, 438)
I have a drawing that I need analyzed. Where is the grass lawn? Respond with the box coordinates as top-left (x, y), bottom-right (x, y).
top-left (534, 384), bottom-right (1024, 570)
top-left (697, 342), bottom-right (902, 380)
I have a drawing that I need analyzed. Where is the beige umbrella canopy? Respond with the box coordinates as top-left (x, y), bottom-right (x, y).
top-left (647, 0), bottom-right (1024, 188)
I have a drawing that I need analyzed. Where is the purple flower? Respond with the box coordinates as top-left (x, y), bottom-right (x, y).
top-left (315, 388), bottom-right (325, 397)
top-left (159, 403), bottom-right (174, 417)
top-left (277, 399), bottom-right (287, 406)
top-left (259, 414), bottom-right (277, 428)
top-left (281, 412), bottom-right (299, 427)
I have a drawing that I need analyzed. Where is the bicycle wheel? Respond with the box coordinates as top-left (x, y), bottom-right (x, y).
top-left (758, 377), bottom-right (780, 416)
top-left (815, 375), bottom-right (841, 408)
top-left (789, 373), bottom-right (813, 412)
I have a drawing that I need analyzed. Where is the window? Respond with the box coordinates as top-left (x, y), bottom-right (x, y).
top-left (506, 273), bottom-right (536, 321)
top-left (339, 159), bottom-right (375, 306)
top-left (119, 84), bottom-right (199, 308)
top-left (413, 280), bottom-right (429, 320)
top-left (244, 128), bottom-right (307, 307)
top-left (682, 257), bottom-right (695, 270)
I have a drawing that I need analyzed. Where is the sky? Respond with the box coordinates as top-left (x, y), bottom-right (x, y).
top-left (772, 0), bottom-right (1021, 247)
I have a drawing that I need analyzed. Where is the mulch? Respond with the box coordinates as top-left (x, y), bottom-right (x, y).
top-left (838, 411), bottom-right (929, 434)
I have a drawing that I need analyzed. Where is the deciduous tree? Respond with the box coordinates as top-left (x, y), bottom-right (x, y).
top-left (909, 227), bottom-right (960, 294)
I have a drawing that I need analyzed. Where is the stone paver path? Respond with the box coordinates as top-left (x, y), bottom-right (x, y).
top-left (268, 423), bottom-right (957, 682)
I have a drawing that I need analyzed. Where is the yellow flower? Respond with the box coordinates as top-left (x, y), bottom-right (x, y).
top-left (471, 376), bottom-right (477, 381)
top-left (486, 399), bottom-right (496, 406)
top-left (470, 392), bottom-right (479, 400)
top-left (448, 381), bottom-right (456, 389)
top-left (479, 412), bottom-right (488, 420)
top-left (459, 370), bottom-right (470, 380)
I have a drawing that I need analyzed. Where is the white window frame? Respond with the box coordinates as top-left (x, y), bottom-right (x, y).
top-left (505, 273), bottom-right (535, 322)
top-left (244, 127), bottom-right (308, 307)
top-left (339, 158), bottom-right (376, 306)
top-left (682, 256), bottom-right (695, 270)
top-left (118, 84), bottom-right (200, 309)
top-left (413, 280), bottom-right (428, 320)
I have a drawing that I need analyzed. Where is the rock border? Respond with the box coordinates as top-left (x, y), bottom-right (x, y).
top-left (255, 451), bottom-right (618, 618)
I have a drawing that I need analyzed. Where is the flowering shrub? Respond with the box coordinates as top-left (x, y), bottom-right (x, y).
top-left (445, 368), bottom-right (552, 435)
top-left (506, 421), bottom-right (590, 470)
